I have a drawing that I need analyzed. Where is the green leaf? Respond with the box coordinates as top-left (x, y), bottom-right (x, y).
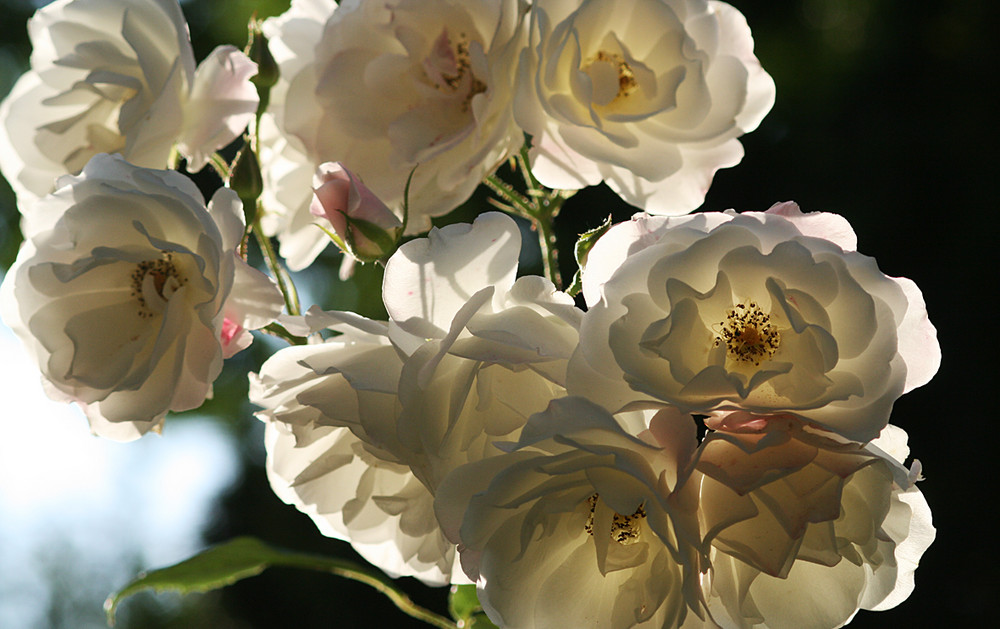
top-left (105, 537), bottom-right (456, 629)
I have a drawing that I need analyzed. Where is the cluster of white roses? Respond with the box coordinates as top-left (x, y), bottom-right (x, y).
top-left (254, 207), bottom-right (938, 628)
top-left (0, 0), bottom-right (940, 627)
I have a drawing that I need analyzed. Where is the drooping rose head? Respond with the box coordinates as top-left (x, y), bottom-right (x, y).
top-left (250, 312), bottom-right (464, 585)
top-left (514, 0), bottom-right (775, 213)
top-left (685, 418), bottom-right (934, 627)
top-left (259, 0), bottom-right (526, 269)
top-left (310, 162), bottom-right (403, 262)
top-left (0, 0), bottom-right (258, 208)
top-left (0, 154), bottom-right (282, 441)
top-left (568, 203), bottom-right (940, 442)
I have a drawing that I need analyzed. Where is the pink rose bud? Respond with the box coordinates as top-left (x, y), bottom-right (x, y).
top-left (310, 162), bottom-right (403, 262)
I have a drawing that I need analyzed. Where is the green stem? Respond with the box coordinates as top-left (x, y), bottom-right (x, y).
top-left (516, 149), bottom-right (566, 289)
top-left (209, 152), bottom-right (232, 180)
top-left (533, 204), bottom-right (561, 289)
top-left (485, 148), bottom-right (570, 288)
top-left (517, 145), bottom-right (542, 190)
top-left (484, 174), bottom-right (536, 218)
top-left (254, 214), bottom-right (301, 316)
top-left (327, 564), bottom-right (457, 629)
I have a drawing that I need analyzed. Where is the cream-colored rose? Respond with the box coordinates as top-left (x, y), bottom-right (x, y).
top-left (435, 396), bottom-right (703, 629)
top-left (383, 213), bottom-right (583, 493)
top-left (0, 0), bottom-right (258, 209)
top-left (260, 0), bottom-right (525, 269)
top-left (686, 417), bottom-right (934, 628)
top-left (568, 203), bottom-right (940, 442)
top-left (250, 310), bottom-right (463, 585)
top-left (514, 0), bottom-right (775, 214)
top-left (252, 213), bottom-right (585, 584)
top-left (0, 154), bottom-right (282, 441)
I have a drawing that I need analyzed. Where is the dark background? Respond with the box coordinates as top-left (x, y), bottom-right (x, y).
top-left (0, 0), bottom-right (995, 626)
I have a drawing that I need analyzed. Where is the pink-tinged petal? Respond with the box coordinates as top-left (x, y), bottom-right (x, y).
top-left (310, 162), bottom-right (402, 261)
top-left (383, 212), bottom-right (521, 336)
top-left (179, 46), bottom-right (259, 171)
top-left (765, 201), bottom-right (858, 251)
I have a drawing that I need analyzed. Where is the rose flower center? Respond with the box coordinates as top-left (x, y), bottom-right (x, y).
top-left (584, 493), bottom-right (646, 546)
top-left (130, 252), bottom-right (186, 318)
top-left (714, 300), bottom-right (780, 365)
top-left (584, 51), bottom-right (638, 106)
top-left (423, 28), bottom-right (487, 111)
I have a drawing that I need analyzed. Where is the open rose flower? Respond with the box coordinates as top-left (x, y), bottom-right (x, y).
top-left (435, 396), bottom-right (703, 629)
top-left (514, 0), bottom-right (775, 213)
top-left (252, 213), bottom-right (584, 584)
top-left (310, 162), bottom-right (403, 262)
top-left (250, 310), bottom-right (462, 585)
top-left (260, 0), bottom-right (525, 269)
top-left (685, 416), bottom-right (934, 627)
top-left (0, 153), bottom-right (283, 441)
top-left (0, 0), bottom-right (258, 210)
top-left (382, 212), bottom-right (583, 493)
top-left (568, 202), bottom-right (940, 442)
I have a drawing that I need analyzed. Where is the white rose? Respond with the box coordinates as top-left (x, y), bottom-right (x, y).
top-left (0, 153), bottom-right (282, 441)
top-left (568, 202), bottom-right (940, 443)
top-left (250, 311), bottom-right (463, 585)
top-left (514, 0), bottom-right (775, 213)
top-left (252, 213), bottom-right (585, 584)
top-left (383, 212), bottom-right (583, 492)
top-left (435, 396), bottom-right (703, 629)
top-left (0, 0), bottom-right (258, 208)
top-left (687, 417), bottom-right (934, 627)
top-left (260, 0), bottom-right (525, 269)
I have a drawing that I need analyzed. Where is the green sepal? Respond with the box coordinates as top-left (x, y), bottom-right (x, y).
top-left (566, 214), bottom-right (613, 297)
top-left (448, 584), bottom-right (499, 629)
top-left (345, 215), bottom-right (402, 262)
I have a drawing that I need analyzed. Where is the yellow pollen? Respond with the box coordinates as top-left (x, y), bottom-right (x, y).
top-left (584, 493), bottom-right (646, 546)
top-left (129, 252), bottom-right (185, 318)
top-left (588, 51), bottom-right (639, 100)
top-left (423, 29), bottom-right (486, 111)
top-left (714, 300), bottom-right (780, 365)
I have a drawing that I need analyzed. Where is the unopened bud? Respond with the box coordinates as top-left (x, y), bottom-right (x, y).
top-left (311, 162), bottom-right (403, 262)
top-left (230, 138), bottom-right (263, 225)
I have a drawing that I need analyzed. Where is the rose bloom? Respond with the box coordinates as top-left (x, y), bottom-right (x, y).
top-left (686, 415), bottom-right (934, 628)
top-left (383, 213), bottom-right (582, 492)
top-left (514, 0), bottom-right (775, 214)
top-left (435, 396), bottom-right (704, 629)
top-left (260, 0), bottom-right (525, 269)
top-left (250, 310), bottom-right (463, 585)
top-left (0, 154), bottom-right (282, 441)
top-left (0, 0), bottom-right (258, 208)
top-left (568, 203), bottom-right (940, 443)
top-left (252, 212), bottom-right (582, 583)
